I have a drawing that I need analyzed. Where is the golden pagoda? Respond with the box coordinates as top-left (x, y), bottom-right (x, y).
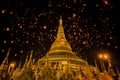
top-left (31, 16), bottom-right (103, 80)
top-left (37, 16), bottom-right (87, 72)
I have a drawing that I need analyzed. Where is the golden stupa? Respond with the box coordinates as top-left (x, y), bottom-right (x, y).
top-left (37, 16), bottom-right (87, 71)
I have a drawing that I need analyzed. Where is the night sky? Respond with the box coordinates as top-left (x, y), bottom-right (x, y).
top-left (0, 0), bottom-right (120, 68)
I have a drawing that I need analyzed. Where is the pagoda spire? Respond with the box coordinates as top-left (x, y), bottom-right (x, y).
top-left (95, 59), bottom-right (98, 69)
top-left (23, 55), bottom-right (28, 68)
top-left (21, 55), bottom-right (28, 72)
top-left (18, 61), bottom-right (21, 68)
top-left (50, 16), bottom-right (72, 51)
top-left (0, 48), bottom-right (11, 70)
top-left (59, 15), bottom-right (63, 25)
top-left (57, 16), bottom-right (65, 38)
top-left (26, 50), bottom-right (33, 68)
top-left (108, 59), bottom-right (116, 77)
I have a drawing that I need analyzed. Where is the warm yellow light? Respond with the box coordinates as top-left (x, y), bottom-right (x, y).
top-left (104, 55), bottom-right (108, 59)
top-left (60, 37), bottom-right (65, 44)
top-left (10, 62), bottom-right (15, 68)
top-left (62, 61), bottom-right (67, 64)
top-left (99, 54), bottom-right (103, 58)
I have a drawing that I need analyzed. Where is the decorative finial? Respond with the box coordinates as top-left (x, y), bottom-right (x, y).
top-left (59, 15), bottom-right (63, 25)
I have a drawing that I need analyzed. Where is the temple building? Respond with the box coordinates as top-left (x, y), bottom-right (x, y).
top-left (0, 17), bottom-right (119, 80)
